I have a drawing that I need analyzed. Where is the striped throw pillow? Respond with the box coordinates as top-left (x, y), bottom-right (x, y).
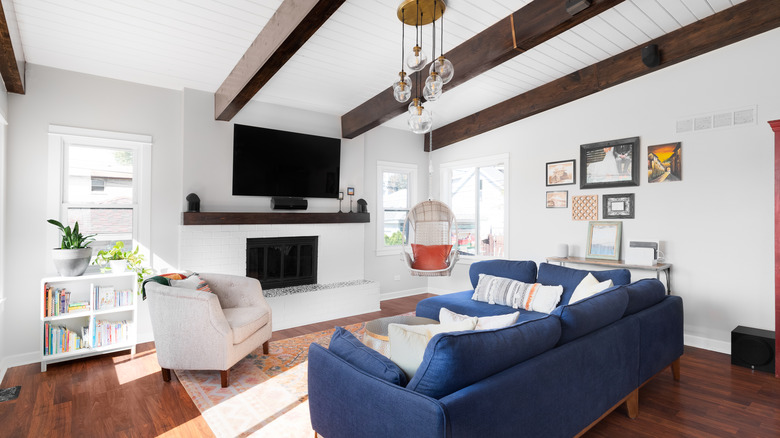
top-left (472, 274), bottom-right (534, 306)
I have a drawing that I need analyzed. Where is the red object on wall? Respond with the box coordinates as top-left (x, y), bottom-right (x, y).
top-left (770, 119), bottom-right (780, 378)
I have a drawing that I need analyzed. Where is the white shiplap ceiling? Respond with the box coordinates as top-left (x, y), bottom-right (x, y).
top-left (10, 0), bottom-right (746, 133)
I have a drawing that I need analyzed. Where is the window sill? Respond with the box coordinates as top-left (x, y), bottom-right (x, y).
top-left (376, 247), bottom-right (403, 257)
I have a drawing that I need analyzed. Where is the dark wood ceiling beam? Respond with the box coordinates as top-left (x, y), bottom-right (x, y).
top-left (430, 0), bottom-right (780, 150)
top-left (0, 1), bottom-right (24, 94)
top-left (340, 0), bottom-right (626, 139)
top-left (215, 0), bottom-right (346, 121)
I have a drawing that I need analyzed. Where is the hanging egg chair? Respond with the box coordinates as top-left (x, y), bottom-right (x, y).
top-left (401, 200), bottom-right (459, 276)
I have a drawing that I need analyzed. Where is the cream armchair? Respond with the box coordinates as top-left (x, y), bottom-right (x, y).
top-left (146, 273), bottom-right (272, 387)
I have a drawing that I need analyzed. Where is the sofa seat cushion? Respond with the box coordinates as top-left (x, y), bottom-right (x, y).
top-left (550, 287), bottom-right (628, 345)
top-left (406, 315), bottom-right (561, 399)
top-left (468, 259), bottom-right (537, 289)
top-left (537, 262), bottom-right (630, 306)
top-left (222, 306), bottom-right (270, 344)
top-left (416, 290), bottom-right (548, 323)
top-left (329, 327), bottom-right (408, 386)
top-left (622, 278), bottom-right (667, 316)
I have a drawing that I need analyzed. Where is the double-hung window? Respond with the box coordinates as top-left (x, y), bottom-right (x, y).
top-left (441, 154), bottom-right (508, 258)
top-left (48, 126), bottom-right (151, 270)
top-left (376, 161), bottom-right (417, 255)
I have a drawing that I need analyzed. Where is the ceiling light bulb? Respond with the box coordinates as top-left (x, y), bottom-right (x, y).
top-left (408, 104), bottom-right (432, 134)
top-left (423, 72), bottom-right (443, 101)
top-left (430, 56), bottom-right (454, 84)
top-left (393, 71), bottom-right (412, 102)
top-left (405, 46), bottom-right (428, 72)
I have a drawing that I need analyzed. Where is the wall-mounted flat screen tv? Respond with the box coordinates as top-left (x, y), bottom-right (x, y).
top-left (232, 124), bottom-right (341, 199)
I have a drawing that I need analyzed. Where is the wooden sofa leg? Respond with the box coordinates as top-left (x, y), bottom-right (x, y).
top-left (625, 389), bottom-right (639, 419)
top-left (263, 340), bottom-right (270, 355)
top-left (671, 358), bottom-right (681, 381)
top-left (221, 370), bottom-right (229, 388)
top-left (161, 368), bottom-right (171, 382)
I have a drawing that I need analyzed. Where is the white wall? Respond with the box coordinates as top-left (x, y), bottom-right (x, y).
top-left (430, 28), bottom-right (780, 352)
top-left (3, 64), bottom-right (183, 364)
top-left (362, 127), bottom-right (429, 298)
top-left (0, 80), bottom-right (7, 381)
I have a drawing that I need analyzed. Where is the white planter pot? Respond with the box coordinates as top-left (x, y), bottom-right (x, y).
top-left (52, 248), bottom-right (93, 277)
top-left (109, 260), bottom-right (128, 272)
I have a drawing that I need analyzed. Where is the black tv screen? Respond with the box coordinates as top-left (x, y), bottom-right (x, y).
top-left (232, 124), bottom-right (341, 198)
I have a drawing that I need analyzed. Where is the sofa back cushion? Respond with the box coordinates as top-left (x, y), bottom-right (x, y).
top-left (329, 327), bottom-right (408, 386)
top-left (537, 262), bottom-right (630, 306)
top-left (622, 278), bottom-right (667, 316)
top-left (550, 287), bottom-right (629, 345)
top-left (469, 259), bottom-right (537, 289)
top-left (406, 315), bottom-right (561, 399)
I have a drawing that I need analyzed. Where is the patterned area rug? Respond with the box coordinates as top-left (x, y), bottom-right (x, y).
top-left (175, 322), bottom-right (368, 438)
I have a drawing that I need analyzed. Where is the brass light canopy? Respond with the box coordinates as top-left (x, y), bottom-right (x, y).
top-left (397, 0), bottom-right (446, 26)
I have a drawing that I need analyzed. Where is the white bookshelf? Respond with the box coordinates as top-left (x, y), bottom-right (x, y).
top-left (40, 272), bottom-right (138, 372)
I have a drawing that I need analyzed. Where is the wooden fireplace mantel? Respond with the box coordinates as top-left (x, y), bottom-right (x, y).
top-left (182, 211), bottom-right (370, 225)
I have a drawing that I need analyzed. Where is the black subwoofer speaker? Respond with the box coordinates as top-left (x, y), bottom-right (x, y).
top-left (642, 44), bottom-right (660, 68)
top-left (731, 326), bottom-right (775, 373)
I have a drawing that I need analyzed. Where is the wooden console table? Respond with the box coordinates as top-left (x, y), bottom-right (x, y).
top-left (545, 256), bottom-right (672, 294)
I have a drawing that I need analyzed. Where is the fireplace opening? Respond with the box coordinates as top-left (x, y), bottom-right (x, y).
top-left (246, 236), bottom-right (318, 290)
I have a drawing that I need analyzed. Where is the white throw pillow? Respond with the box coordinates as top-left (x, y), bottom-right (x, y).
top-left (513, 283), bottom-right (564, 314)
top-left (569, 273), bottom-right (614, 304)
top-left (388, 319), bottom-right (477, 379)
top-left (439, 307), bottom-right (520, 330)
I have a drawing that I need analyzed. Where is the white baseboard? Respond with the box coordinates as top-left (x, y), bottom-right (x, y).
top-left (426, 287), bottom-right (454, 295)
top-left (1, 350), bottom-right (40, 383)
top-left (380, 287), bottom-right (430, 301)
top-left (684, 334), bottom-right (730, 354)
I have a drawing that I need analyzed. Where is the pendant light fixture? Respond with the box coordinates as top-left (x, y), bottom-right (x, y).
top-left (394, 0), bottom-right (452, 134)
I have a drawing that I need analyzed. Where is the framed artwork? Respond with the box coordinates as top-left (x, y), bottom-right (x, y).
top-left (648, 142), bottom-right (682, 183)
top-left (603, 193), bottom-right (635, 219)
top-left (546, 190), bottom-right (568, 208)
top-left (586, 221), bottom-right (623, 260)
top-left (580, 136), bottom-right (640, 189)
top-left (572, 195), bottom-right (598, 221)
top-left (546, 159), bottom-right (576, 186)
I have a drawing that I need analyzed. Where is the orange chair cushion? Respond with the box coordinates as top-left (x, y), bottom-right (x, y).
top-left (411, 244), bottom-right (453, 270)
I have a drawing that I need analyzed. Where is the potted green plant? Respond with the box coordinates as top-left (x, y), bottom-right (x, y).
top-left (94, 241), bottom-right (152, 289)
top-left (47, 219), bottom-right (96, 277)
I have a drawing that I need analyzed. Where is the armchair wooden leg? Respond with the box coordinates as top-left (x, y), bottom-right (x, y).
top-left (161, 368), bottom-right (171, 382)
top-left (625, 389), bottom-right (639, 419)
top-left (671, 358), bottom-right (681, 381)
top-left (263, 340), bottom-right (270, 355)
top-left (221, 370), bottom-right (229, 388)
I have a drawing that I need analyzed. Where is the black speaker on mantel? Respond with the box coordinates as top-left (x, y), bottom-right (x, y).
top-left (731, 326), bottom-right (775, 373)
top-left (271, 197), bottom-right (308, 210)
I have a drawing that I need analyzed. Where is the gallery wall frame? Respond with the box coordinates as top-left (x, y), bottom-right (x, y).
top-left (586, 221), bottom-right (623, 261)
top-left (580, 136), bottom-right (640, 189)
top-left (648, 142), bottom-right (682, 183)
top-left (546, 159), bottom-right (576, 186)
top-left (546, 190), bottom-right (568, 208)
top-left (603, 193), bottom-right (635, 219)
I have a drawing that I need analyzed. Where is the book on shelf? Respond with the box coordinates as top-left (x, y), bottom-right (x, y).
top-left (44, 285), bottom-right (76, 317)
top-left (93, 319), bottom-right (129, 347)
top-left (44, 322), bottom-right (84, 355)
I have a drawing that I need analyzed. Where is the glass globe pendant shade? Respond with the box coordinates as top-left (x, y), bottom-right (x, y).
top-left (430, 56), bottom-right (454, 84)
top-left (408, 103), bottom-right (433, 134)
top-left (392, 71), bottom-right (412, 102)
top-left (423, 72), bottom-right (443, 101)
top-left (405, 45), bottom-right (428, 72)
top-left (408, 98), bottom-right (421, 115)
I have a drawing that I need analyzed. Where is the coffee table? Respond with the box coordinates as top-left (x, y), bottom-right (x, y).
top-left (363, 314), bottom-right (438, 357)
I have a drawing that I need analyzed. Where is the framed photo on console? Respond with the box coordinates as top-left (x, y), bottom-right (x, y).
top-left (580, 137), bottom-right (640, 189)
top-left (546, 159), bottom-right (576, 186)
top-left (586, 221), bottom-right (622, 260)
top-left (603, 193), bottom-right (635, 219)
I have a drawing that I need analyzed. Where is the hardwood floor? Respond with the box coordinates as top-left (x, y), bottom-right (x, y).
top-left (1, 293), bottom-right (778, 437)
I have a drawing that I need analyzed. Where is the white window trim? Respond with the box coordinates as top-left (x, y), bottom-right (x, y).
top-left (376, 161), bottom-right (418, 256)
top-left (440, 153), bottom-right (509, 262)
top-left (47, 126), bottom-right (152, 275)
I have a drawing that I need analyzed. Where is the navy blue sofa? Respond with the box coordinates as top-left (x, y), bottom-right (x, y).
top-left (308, 260), bottom-right (684, 437)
